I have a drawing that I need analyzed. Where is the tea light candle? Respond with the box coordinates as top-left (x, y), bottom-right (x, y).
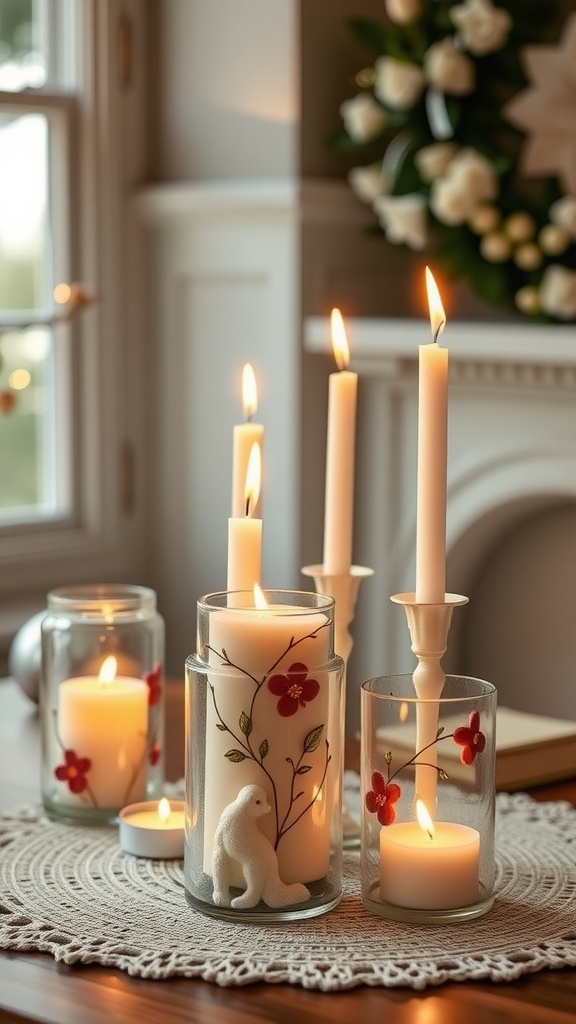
top-left (58, 656), bottom-right (148, 808)
top-left (380, 802), bottom-right (479, 910)
top-left (119, 798), bottom-right (185, 858)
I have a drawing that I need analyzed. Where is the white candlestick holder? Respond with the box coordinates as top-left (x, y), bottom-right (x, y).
top-left (390, 592), bottom-right (468, 812)
top-left (302, 564), bottom-right (374, 847)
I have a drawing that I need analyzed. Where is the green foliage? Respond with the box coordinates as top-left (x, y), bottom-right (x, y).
top-left (331, 0), bottom-right (575, 320)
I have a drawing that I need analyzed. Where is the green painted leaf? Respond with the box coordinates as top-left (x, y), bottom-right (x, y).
top-left (259, 739), bottom-right (269, 760)
top-left (296, 765), bottom-right (312, 775)
top-left (216, 723), bottom-right (226, 731)
top-left (303, 725), bottom-right (324, 753)
top-left (239, 712), bottom-right (252, 736)
top-left (225, 749), bottom-right (246, 763)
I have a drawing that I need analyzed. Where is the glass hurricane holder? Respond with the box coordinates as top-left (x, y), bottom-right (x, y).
top-left (361, 674), bottom-right (496, 924)
top-left (40, 585), bottom-right (165, 825)
top-left (302, 564), bottom-right (374, 848)
top-left (184, 589), bottom-right (345, 923)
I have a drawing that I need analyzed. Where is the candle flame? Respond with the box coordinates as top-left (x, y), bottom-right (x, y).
top-left (244, 442), bottom-right (261, 516)
top-left (242, 362), bottom-right (258, 419)
top-left (158, 797), bottom-right (171, 824)
top-left (425, 267), bottom-right (446, 343)
top-left (98, 655), bottom-right (117, 686)
top-left (416, 798), bottom-right (435, 840)
top-left (253, 583), bottom-right (268, 609)
top-left (399, 701), bottom-right (409, 724)
top-left (330, 308), bottom-right (350, 370)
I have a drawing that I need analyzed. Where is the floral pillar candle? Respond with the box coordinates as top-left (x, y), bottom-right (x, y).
top-left (57, 655), bottom-right (148, 809)
top-left (185, 590), bottom-right (345, 922)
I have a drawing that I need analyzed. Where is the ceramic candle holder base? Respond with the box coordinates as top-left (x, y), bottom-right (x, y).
top-left (361, 673), bottom-right (496, 924)
top-left (40, 584), bottom-right (165, 826)
top-left (391, 592), bottom-right (468, 813)
top-left (184, 590), bottom-right (345, 923)
top-left (302, 565), bottom-right (373, 849)
top-left (302, 565), bottom-right (374, 667)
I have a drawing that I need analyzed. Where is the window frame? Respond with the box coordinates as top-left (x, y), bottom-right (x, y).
top-left (0, 0), bottom-right (150, 652)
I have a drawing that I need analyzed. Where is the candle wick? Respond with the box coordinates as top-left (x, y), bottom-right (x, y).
top-left (426, 828), bottom-right (434, 840)
top-left (432, 319), bottom-right (446, 344)
top-left (245, 495), bottom-right (251, 518)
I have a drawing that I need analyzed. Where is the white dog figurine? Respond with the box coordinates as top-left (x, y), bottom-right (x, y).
top-left (212, 784), bottom-right (311, 909)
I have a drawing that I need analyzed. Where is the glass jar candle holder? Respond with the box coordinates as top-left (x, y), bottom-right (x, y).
top-left (40, 584), bottom-right (165, 825)
top-left (184, 590), bottom-right (345, 923)
top-left (361, 674), bottom-right (496, 924)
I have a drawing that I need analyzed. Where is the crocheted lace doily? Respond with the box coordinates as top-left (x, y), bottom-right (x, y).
top-left (1, 792), bottom-right (576, 991)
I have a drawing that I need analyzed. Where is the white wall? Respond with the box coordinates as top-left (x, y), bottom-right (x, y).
top-left (149, 0), bottom-right (298, 180)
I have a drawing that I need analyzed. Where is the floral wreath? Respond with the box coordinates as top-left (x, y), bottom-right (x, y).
top-left (334, 1), bottom-right (576, 321)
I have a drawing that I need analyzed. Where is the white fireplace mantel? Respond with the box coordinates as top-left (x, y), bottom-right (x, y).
top-left (305, 316), bottom-right (576, 371)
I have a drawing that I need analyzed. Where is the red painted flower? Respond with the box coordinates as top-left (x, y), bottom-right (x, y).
top-left (54, 749), bottom-right (92, 794)
top-left (267, 662), bottom-right (320, 717)
top-left (144, 663), bottom-right (162, 706)
top-left (149, 743), bottom-right (161, 767)
top-left (365, 771), bottom-right (401, 826)
top-left (453, 710), bottom-right (486, 765)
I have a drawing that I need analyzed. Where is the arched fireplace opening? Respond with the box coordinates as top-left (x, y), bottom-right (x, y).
top-left (448, 501), bottom-right (576, 720)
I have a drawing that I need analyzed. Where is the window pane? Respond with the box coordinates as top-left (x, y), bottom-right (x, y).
top-left (0, 107), bottom-right (64, 521)
top-left (0, 112), bottom-right (48, 310)
top-left (0, 327), bottom-right (55, 517)
top-left (0, 0), bottom-right (46, 91)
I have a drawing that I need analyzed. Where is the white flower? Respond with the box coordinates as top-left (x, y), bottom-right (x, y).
top-left (340, 93), bottom-right (386, 142)
top-left (515, 285), bottom-right (540, 315)
top-left (373, 193), bottom-right (427, 249)
top-left (348, 164), bottom-right (390, 204)
top-left (468, 203), bottom-right (500, 233)
top-left (374, 56), bottom-right (425, 110)
top-left (549, 196), bottom-right (576, 241)
top-left (424, 37), bottom-right (475, 95)
top-left (480, 232), bottom-right (512, 262)
top-left (450, 0), bottom-right (512, 57)
top-left (539, 223), bottom-right (570, 256)
top-left (430, 148), bottom-right (497, 225)
top-left (539, 264), bottom-right (576, 320)
top-left (513, 243), bottom-right (542, 271)
top-left (385, 0), bottom-right (422, 24)
top-left (503, 212), bottom-right (535, 243)
top-left (414, 143), bottom-right (458, 182)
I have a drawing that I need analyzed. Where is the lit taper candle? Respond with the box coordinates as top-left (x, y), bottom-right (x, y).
top-left (323, 309), bottom-right (358, 575)
top-left (232, 363), bottom-right (264, 519)
top-left (227, 441), bottom-right (262, 599)
top-left (415, 268), bottom-right (448, 604)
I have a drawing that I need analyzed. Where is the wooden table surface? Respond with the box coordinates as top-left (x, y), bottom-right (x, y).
top-left (1, 676), bottom-right (576, 1024)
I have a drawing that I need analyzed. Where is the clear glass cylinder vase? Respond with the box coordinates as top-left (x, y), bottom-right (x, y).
top-left (184, 589), bottom-right (345, 922)
top-left (40, 584), bottom-right (165, 824)
top-left (361, 674), bottom-right (496, 923)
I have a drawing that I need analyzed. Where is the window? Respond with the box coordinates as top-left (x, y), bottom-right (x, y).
top-left (0, 1), bottom-right (73, 521)
top-left (0, 0), bottom-right (149, 644)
